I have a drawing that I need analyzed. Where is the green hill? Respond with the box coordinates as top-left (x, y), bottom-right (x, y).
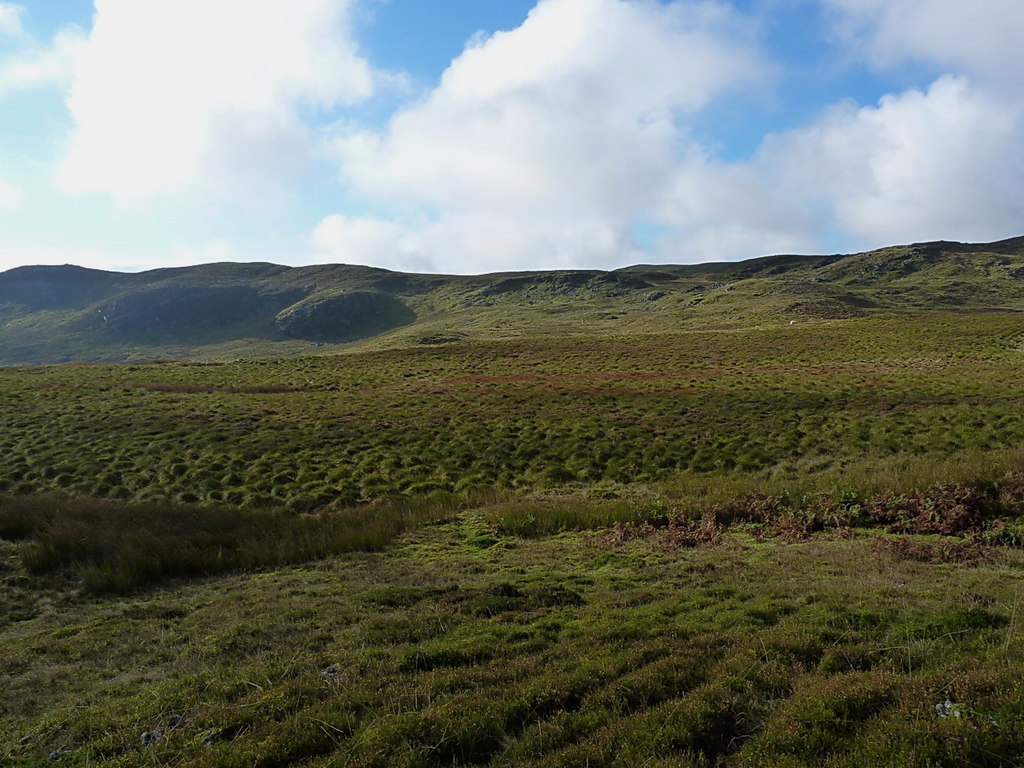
top-left (4, 236), bottom-right (1024, 364)
top-left (6, 237), bottom-right (1024, 765)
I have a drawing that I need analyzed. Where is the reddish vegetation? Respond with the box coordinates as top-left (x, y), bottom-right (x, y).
top-left (142, 381), bottom-right (299, 394)
top-left (872, 536), bottom-right (991, 565)
top-left (595, 474), bottom-right (1024, 555)
top-left (598, 512), bottom-right (723, 550)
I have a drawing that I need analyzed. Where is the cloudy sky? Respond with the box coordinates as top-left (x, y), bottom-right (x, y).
top-left (0, 0), bottom-right (1022, 274)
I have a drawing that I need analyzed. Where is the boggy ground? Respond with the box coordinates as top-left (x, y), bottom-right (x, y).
top-left (4, 309), bottom-right (1024, 765)
top-left (2, 313), bottom-right (1024, 509)
top-left (3, 515), bottom-right (1024, 767)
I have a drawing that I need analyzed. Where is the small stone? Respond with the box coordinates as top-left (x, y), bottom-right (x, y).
top-left (320, 664), bottom-right (339, 678)
top-left (141, 730), bottom-right (164, 745)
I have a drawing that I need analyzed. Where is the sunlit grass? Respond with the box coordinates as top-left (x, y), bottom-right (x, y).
top-left (3, 309), bottom-right (1024, 765)
top-left (1, 313), bottom-right (1023, 508)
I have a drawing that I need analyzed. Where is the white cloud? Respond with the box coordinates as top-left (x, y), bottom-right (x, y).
top-left (167, 238), bottom-right (241, 268)
top-left (311, 214), bottom-right (436, 272)
top-left (0, 179), bottom-right (22, 210)
top-left (0, 26), bottom-right (83, 94)
top-left (756, 76), bottom-right (1024, 247)
top-left (58, 0), bottom-right (374, 204)
top-left (0, 3), bottom-right (23, 37)
top-left (6, 0), bottom-right (1019, 276)
top-left (331, 0), bottom-right (767, 272)
top-left (821, 0), bottom-right (1024, 87)
top-left (0, 1), bottom-right (83, 96)
top-left (651, 72), bottom-right (1024, 259)
top-left (656, 152), bottom-right (821, 262)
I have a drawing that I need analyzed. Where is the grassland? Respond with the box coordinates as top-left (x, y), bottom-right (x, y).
top-left (1, 313), bottom-right (1023, 507)
top-left (4, 253), bottom-right (1024, 765)
top-left (5, 508), bottom-right (1024, 766)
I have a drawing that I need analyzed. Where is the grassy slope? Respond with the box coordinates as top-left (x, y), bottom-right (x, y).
top-left (2, 236), bottom-right (1024, 364)
top-left (4, 240), bottom-right (1024, 765)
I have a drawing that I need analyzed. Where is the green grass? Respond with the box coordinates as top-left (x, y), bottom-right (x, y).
top-left (4, 520), bottom-right (1024, 766)
top-left (2, 313), bottom-right (1024, 508)
top-left (0, 493), bottom-right (466, 594)
top-left (3, 299), bottom-right (1024, 764)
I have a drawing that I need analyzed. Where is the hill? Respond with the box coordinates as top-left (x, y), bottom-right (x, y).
top-left (5, 237), bottom-right (1024, 765)
top-left (3, 236), bottom-right (1024, 364)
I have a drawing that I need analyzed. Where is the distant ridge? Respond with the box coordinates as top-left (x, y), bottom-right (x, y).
top-left (3, 237), bottom-right (1024, 365)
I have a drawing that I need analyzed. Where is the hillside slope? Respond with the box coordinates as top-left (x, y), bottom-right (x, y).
top-left (2, 236), bottom-right (1024, 364)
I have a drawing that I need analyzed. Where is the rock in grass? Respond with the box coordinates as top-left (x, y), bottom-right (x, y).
top-left (936, 700), bottom-right (962, 718)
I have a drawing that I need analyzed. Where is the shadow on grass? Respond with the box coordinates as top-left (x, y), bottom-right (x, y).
top-left (0, 492), bottom-right (466, 594)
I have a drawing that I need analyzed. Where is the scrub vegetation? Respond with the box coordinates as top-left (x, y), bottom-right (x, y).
top-left (4, 239), bottom-right (1024, 765)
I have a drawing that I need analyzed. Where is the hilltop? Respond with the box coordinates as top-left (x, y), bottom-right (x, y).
top-left (3, 236), bottom-right (1024, 364)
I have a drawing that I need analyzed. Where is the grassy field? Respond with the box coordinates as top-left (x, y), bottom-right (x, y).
top-left (3, 307), bottom-right (1024, 765)
top-left (2, 313), bottom-right (1024, 507)
top-left (4, 510), bottom-right (1024, 766)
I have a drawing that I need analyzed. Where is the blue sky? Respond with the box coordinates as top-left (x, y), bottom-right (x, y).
top-left (1, 0), bottom-right (1022, 274)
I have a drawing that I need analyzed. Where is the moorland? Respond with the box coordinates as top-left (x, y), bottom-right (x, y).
top-left (3, 237), bottom-right (1024, 766)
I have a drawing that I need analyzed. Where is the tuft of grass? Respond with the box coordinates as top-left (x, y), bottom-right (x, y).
top-left (0, 493), bottom-right (464, 593)
top-left (484, 497), bottom-right (646, 537)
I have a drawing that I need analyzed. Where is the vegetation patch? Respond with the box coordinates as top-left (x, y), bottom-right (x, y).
top-left (5, 246), bottom-right (1024, 764)
top-left (0, 494), bottom-right (462, 593)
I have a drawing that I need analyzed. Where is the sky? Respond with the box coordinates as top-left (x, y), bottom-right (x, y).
top-left (0, 0), bottom-right (1023, 275)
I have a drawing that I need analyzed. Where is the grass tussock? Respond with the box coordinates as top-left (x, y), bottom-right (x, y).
top-left (484, 496), bottom-right (642, 537)
top-left (658, 449), bottom-right (1024, 511)
top-left (142, 381), bottom-right (301, 394)
top-left (0, 492), bottom-right (465, 593)
top-left (4, 313), bottom-right (1024, 507)
top-left (6, 311), bottom-right (1024, 764)
top-left (6, 527), bottom-right (1024, 767)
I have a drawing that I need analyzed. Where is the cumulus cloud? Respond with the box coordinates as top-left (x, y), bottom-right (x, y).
top-left (323, 0), bottom-right (1024, 272)
top-left (0, 179), bottom-right (22, 210)
top-left (655, 152), bottom-right (821, 262)
top-left (758, 1), bottom-right (1024, 250)
top-left (311, 214), bottom-right (437, 272)
top-left (0, 6), bottom-right (83, 94)
top-left (329, 0), bottom-right (767, 272)
top-left (7, 0), bottom-right (1021, 274)
top-left (653, 74), bottom-right (1024, 260)
top-left (0, 3), bottom-right (23, 37)
top-left (821, 0), bottom-right (1024, 87)
top-left (757, 76), bottom-right (1024, 247)
top-left (167, 238), bottom-right (241, 268)
top-left (58, 0), bottom-right (375, 204)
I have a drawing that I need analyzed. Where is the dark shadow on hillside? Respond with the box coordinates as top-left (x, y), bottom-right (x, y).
top-left (275, 291), bottom-right (417, 342)
top-left (77, 285), bottom-right (307, 343)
